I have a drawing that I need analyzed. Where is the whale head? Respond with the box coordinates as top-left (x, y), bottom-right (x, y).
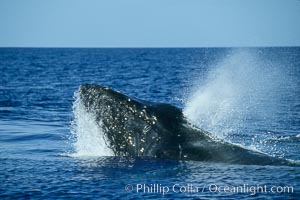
top-left (78, 84), bottom-right (186, 158)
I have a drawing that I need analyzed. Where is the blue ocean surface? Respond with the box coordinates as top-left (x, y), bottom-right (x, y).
top-left (0, 48), bottom-right (299, 199)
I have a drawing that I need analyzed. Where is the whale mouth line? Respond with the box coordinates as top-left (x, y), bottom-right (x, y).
top-left (71, 84), bottom-right (299, 166)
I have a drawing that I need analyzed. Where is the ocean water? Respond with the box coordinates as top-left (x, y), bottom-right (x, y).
top-left (0, 48), bottom-right (299, 199)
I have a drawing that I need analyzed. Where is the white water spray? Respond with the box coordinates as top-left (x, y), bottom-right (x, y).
top-left (183, 49), bottom-right (287, 154)
top-left (69, 91), bottom-right (113, 157)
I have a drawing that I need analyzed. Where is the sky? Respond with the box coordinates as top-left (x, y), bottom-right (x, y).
top-left (0, 0), bottom-right (299, 47)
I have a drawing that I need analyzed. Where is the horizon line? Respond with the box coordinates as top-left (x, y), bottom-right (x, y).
top-left (0, 45), bottom-right (300, 49)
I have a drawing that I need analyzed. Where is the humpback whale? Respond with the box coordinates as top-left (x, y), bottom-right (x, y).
top-left (77, 84), bottom-right (293, 166)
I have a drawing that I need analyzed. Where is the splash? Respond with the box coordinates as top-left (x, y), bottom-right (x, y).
top-left (183, 49), bottom-right (287, 155)
top-left (69, 90), bottom-right (113, 157)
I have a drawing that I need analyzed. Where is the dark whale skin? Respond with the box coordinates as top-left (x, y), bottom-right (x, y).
top-left (77, 84), bottom-right (295, 166)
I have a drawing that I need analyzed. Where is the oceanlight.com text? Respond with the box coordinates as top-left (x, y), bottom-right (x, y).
top-left (124, 183), bottom-right (294, 196)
